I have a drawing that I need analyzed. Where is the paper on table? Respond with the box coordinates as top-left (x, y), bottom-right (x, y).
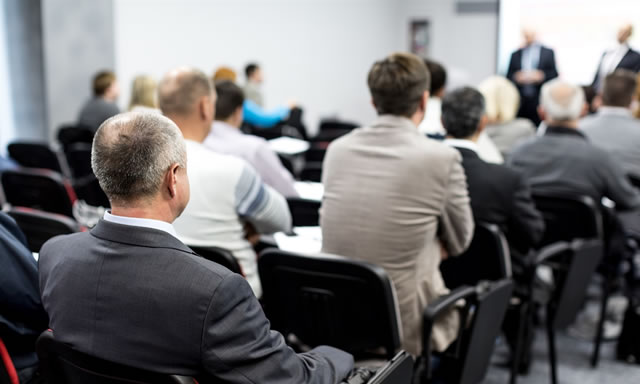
top-left (294, 181), bottom-right (324, 201)
top-left (268, 137), bottom-right (310, 155)
top-left (273, 226), bottom-right (322, 254)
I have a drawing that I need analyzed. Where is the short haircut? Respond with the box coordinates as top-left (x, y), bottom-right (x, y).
top-left (540, 79), bottom-right (585, 122)
top-left (93, 70), bottom-right (116, 96)
top-left (424, 59), bottom-right (447, 94)
top-left (213, 67), bottom-right (237, 83)
top-left (215, 80), bottom-right (245, 121)
top-left (245, 63), bottom-right (259, 78)
top-left (442, 87), bottom-right (486, 139)
top-left (478, 76), bottom-right (520, 123)
top-left (367, 52), bottom-right (430, 117)
top-left (128, 75), bottom-right (157, 110)
top-left (602, 69), bottom-right (637, 107)
top-left (157, 68), bottom-right (212, 117)
top-left (91, 112), bottom-right (186, 204)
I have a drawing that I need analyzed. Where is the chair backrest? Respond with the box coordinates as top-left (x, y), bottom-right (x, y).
top-left (36, 331), bottom-right (196, 384)
top-left (73, 175), bottom-right (110, 208)
top-left (65, 143), bottom-right (93, 179)
top-left (258, 249), bottom-right (401, 358)
top-left (0, 338), bottom-right (18, 384)
top-left (7, 207), bottom-right (80, 252)
top-left (57, 125), bottom-right (94, 152)
top-left (299, 162), bottom-right (322, 182)
top-left (1, 168), bottom-right (75, 217)
top-left (189, 246), bottom-right (243, 275)
top-left (439, 222), bottom-right (512, 289)
top-left (550, 239), bottom-right (604, 329)
top-left (7, 142), bottom-right (63, 173)
top-left (368, 351), bottom-right (414, 384)
top-left (532, 192), bottom-right (603, 246)
top-left (287, 197), bottom-right (321, 227)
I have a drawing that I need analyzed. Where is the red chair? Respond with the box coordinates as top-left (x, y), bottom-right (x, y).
top-left (0, 338), bottom-right (19, 384)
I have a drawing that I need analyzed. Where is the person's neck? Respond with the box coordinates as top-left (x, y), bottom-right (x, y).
top-left (110, 200), bottom-right (175, 224)
top-left (219, 118), bottom-right (241, 129)
top-left (547, 120), bottom-right (578, 129)
top-left (169, 116), bottom-right (208, 143)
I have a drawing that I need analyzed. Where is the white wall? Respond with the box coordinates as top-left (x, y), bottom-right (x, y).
top-left (0, 0), bottom-right (15, 153)
top-left (114, 0), bottom-right (401, 133)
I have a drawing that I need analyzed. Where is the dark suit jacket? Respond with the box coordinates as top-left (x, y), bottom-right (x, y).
top-left (506, 45), bottom-right (559, 92)
top-left (39, 220), bottom-right (353, 383)
top-left (0, 212), bottom-right (48, 370)
top-left (454, 147), bottom-right (544, 256)
top-left (592, 48), bottom-right (640, 89)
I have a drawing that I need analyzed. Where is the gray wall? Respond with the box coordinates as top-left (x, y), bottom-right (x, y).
top-left (41, 0), bottom-right (115, 140)
top-left (3, 0), bottom-right (47, 141)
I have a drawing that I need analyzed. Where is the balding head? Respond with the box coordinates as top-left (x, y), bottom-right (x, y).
top-left (92, 111), bottom-right (187, 205)
top-left (158, 67), bottom-right (214, 118)
top-left (618, 23), bottom-right (633, 44)
top-left (540, 79), bottom-right (585, 124)
top-left (522, 27), bottom-right (537, 46)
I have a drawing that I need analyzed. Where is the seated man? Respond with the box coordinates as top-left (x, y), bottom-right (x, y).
top-left (78, 70), bottom-right (121, 133)
top-left (581, 69), bottom-right (640, 180)
top-left (321, 52), bottom-right (474, 356)
top-left (205, 80), bottom-right (298, 197)
top-left (159, 68), bottom-right (291, 297)
top-left (0, 213), bottom-right (48, 383)
top-left (39, 111), bottom-right (353, 383)
top-left (442, 87), bottom-right (545, 270)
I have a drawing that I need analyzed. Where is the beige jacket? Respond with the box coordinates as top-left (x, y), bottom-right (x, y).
top-left (320, 115), bottom-right (474, 356)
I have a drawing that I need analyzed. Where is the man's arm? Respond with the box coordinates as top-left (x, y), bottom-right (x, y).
top-left (439, 154), bottom-right (474, 256)
top-left (201, 273), bottom-right (353, 383)
top-left (600, 151), bottom-right (640, 211)
top-left (243, 100), bottom-right (289, 128)
top-left (235, 163), bottom-right (292, 234)
top-left (506, 51), bottom-right (519, 83)
top-left (253, 144), bottom-right (299, 198)
top-left (506, 175), bottom-right (545, 253)
top-left (540, 48), bottom-right (558, 83)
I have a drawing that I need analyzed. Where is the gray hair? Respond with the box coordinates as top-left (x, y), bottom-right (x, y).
top-left (157, 67), bottom-right (212, 117)
top-left (540, 79), bottom-right (584, 122)
top-left (441, 86), bottom-right (486, 139)
top-left (91, 111), bottom-right (187, 203)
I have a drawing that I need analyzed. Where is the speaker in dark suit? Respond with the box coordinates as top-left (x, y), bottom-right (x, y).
top-left (39, 111), bottom-right (353, 383)
top-left (506, 29), bottom-right (558, 126)
top-left (592, 23), bottom-right (640, 91)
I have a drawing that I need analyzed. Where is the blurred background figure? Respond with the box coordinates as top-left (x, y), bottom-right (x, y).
top-left (592, 23), bottom-right (640, 92)
top-left (244, 63), bottom-right (264, 106)
top-left (128, 74), bottom-right (159, 113)
top-left (478, 75), bottom-right (536, 159)
top-left (77, 70), bottom-right (120, 133)
top-left (213, 66), bottom-right (238, 84)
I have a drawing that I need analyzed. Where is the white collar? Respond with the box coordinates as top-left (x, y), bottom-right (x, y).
top-left (103, 211), bottom-right (179, 239)
top-left (444, 138), bottom-right (479, 153)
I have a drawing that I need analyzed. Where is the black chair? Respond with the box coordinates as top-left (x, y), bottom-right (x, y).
top-left (314, 119), bottom-right (358, 143)
top-left (7, 142), bottom-right (64, 174)
top-left (7, 207), bottom-right (80, 252)
top-left (277, 154), bottom-right (296, 177)
top-left (299, 162), bottom-right (322, 182)
top-left (0, 337), bottom-right (18, 384)
top-left (287, 197), bottom-right (321, 227)
top-left (36, 331), bottom-right (196, 384)
top-left (258, 249), bottom-right (401, 358)
top-left (1, 168), bottom-right (75, 218)
top-left (57, 124), bottom-right (94, 152)
top-left (629, 175), bottom-right (640, 190)
top-left (73, 175), bottom-right (110, 208)
top-left (440, 222), bottom-right (511, 289)
top-left (368, 350), bottom-right (414, 384)
top-left (65, 143), bottom-right (93, 179)
top-left (304, 145), bottom-right (327, 163)
top-left (189, 246), bottom-right (243, 275)
top-left (416, 279), bottom-right (514, 384)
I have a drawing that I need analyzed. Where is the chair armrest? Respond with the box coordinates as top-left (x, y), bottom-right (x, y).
top-left (534, 241), bottom-right (572, 265)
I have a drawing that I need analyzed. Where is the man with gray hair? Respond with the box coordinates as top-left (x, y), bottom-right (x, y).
top-left (158, 67), bottom-right (291, 297)
top-left (39, 111), bottom-right (353, 383)
top-left (581, 69), bottom-right (640, 180)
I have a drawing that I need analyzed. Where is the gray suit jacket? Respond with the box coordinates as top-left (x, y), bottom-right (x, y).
top-left (39, 220), bottom-right (353, 383)
top-left (580, 107), bottom-right (640, 179)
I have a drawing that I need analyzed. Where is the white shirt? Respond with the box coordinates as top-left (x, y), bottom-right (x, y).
top-left (444, 138), bottom-right (479, 153)
top-left (598, 43), bottom-right (630, 88)
top-left (418, 97), bottom-right (444, 135)
top-left (103, 211), bottom-right (179, 239)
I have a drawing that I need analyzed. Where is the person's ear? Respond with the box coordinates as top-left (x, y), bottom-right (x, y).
top-left (477, 115), bottom-right (488, 134)
top-left (421, 90), bottom-right (430, 112)
top-left (166, 164), bottom-right (180, 198)
top-left (537, 105), bottom-right (546, 122)
top-left (234, 105), bottom-right (244, 123)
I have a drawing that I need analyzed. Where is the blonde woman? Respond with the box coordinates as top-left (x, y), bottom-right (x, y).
top-left (478, 76), bottom-right (536, 157)
top-left (128, 75), bottom-right (159, 113)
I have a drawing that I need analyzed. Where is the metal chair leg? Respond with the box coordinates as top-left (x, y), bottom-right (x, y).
top-left (510, 303), bottom-right (530, 384)
top-left (547, 312), bottom-right (558, 384)
top-left (592, 277), bottom-right (612, 367)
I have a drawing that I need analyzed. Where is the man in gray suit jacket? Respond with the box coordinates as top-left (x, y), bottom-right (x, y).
top-left (581, 69), bottom-right (640, 180)
top-left (38, 111), bottom-right (353, 383)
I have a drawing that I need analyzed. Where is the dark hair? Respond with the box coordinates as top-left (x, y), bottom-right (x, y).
top-left (442, 87), bottom-right (486, 139)
top-left (424, 59), bottom-right (447, 94)
top-left (93, 70), bottom-right (116, 96)
top-left (158, 68), bottom-right (212, 117)
top-left (215, 80), bottom-right (245, 121)
top-left (245, 63), bottom-right (259, 79)
top-left (367, 52), bottom-right (430, 117)
top-left (602, 69), bottom-right (637, 107)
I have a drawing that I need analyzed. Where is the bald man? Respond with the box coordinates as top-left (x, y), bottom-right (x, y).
top-left (158, 67), bottom-right (291, 298)
top-left (506, 28), bottom-right (558, 126)
top-left (593, 23), bottom-right (640, 91)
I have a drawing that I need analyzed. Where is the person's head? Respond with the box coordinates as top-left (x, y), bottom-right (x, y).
top-left (367, 52), bottom-right (430, 124)
top-left (91, 112), bottom-right (188, 219)
top-left (634, 73), bottom-right (640, 119)
top-left (213, 66), bottom-right (237, 84)
top-left (617, 23), bottom-right (633, 44)
top-left (442, 87), bottom-right (487, 141)
top-left (128, 75), bottom-right (157, 110)
top-left (214, 80), bottom-right (245, 128)
top-left (158, 67), bottom-right (215, 142)
top-left (424, 59), bottom-right (447, 98)
top-left (478, 76), bottom-right (520, 124)
top-left (93, 70), bottom-right (119, 101)
top-left (538, 79), bottom-right (585, 127)
top-left (601, 69), bottom-right (637, 108)
top-left (522, 27), bottom-right (537, 46)
top-left (245, 63), bottom-right (262, 83)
